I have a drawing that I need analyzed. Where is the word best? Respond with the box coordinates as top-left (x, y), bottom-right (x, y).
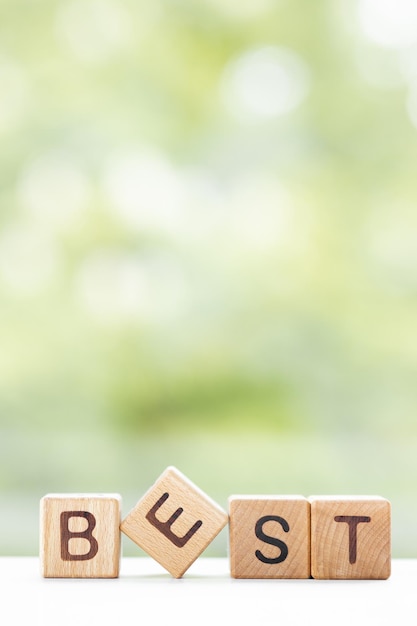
top-left (39, 466), bottom-right (391, 580)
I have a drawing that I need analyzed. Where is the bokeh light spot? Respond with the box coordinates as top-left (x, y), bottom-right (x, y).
top-left (17, 153), bottom-right (92, 232)
top-left (358, 0), bottom-right (417, 48)
top-left (220, 46), bottom-right (311, 122)
top-left (0, 224), bottom-right (60, 296)
top-left (205, 0), bottom-right (275, 20)
top-left (102, 149), bottom-right (186, 234)
top-left (226, 176), bottom-right (294, 253)
top-left (0, 57), bottom-right (30, 132)
top-left (55, 0), bottom-right (132, 64)
top-left (74, 249), bottom-right (191, 327)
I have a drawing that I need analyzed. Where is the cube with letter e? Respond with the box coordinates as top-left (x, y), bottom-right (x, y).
top-left (40, 494), bottom-right (122, 578)
top-left (120, 466), bottom-right (228, 578)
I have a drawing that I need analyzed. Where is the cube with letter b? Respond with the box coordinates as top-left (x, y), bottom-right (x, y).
top-left (40, 494), bottom-right (122, 578)
top-left (309, 495), bottom-right (391, 579)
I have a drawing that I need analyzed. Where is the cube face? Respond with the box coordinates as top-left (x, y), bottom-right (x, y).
top-left (229, 496), bottom-right (311, 579)
top-left (120, 466), bottom-right (228, 578)
top-left (310, 496), bottom-right (391, 579)
top-left (40, 494), bottom-right (122, 578)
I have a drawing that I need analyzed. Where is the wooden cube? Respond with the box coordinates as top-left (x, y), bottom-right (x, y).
top-left (40, 493), bottom-right (122, 578)
top-left (309, 496), bottom-right (391, 579)
top-left (120, 466), bottom-right (228, 578)
top-left (229, 495), bottom-right (310, 578)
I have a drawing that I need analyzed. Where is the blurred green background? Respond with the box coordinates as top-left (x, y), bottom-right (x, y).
top-left (1, 0), bottom-right (417, 559)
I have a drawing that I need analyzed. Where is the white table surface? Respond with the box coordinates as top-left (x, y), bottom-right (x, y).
top-left (1, 557), bottom-right (414, 625)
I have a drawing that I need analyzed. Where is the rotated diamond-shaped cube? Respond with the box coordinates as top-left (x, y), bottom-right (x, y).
top-left (121, 466), bottom-right (228, 578)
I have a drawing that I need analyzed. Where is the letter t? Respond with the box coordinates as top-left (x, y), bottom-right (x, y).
top-left (334, 515), bottom-right (371, 564)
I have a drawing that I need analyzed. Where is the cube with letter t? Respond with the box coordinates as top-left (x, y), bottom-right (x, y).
top-left (309, 495), bottom-right (391, 579)
top-left (40, 494), bottom-right (122, 578)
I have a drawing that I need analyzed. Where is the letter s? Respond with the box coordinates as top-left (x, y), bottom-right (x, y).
top-left (255, 515), bottom-right (289, 564)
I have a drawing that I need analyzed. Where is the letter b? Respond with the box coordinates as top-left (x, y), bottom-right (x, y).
top-left (60, 511), bottom-right (99, 561)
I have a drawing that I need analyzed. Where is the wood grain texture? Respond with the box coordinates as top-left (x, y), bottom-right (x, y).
top-left (229, 496), bottom-right (310, 578)
top-left (309, 496), bottom-right (391, 579)
top-left (120, 466), bottom-right (228, 578)
top-left (40, 494), bottom-right (121, 578)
